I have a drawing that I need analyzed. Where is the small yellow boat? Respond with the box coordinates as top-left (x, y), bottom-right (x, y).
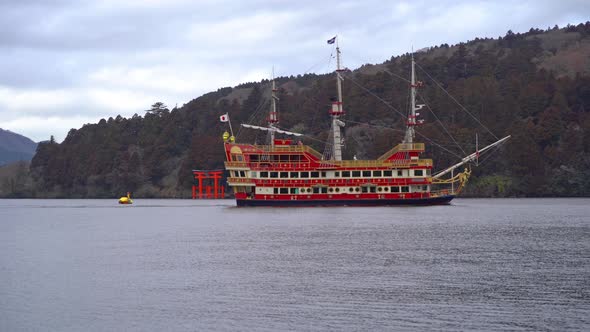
top-left (118, 192), bottom-right (133, 205)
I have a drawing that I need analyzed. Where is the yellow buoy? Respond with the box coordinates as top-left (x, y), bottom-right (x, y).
top-left (118, 192), bottom-right (133, 204)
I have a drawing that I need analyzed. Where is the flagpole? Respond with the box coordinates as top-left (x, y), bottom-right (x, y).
top-left (228, 116), bottom-right (234, 138)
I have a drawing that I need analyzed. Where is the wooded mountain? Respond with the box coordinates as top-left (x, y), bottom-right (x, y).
top-left (16, 23), bottom-right (590, 198)
top-left (0, 128), bottom-right (37, 166)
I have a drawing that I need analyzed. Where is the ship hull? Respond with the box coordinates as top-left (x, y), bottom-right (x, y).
top-left (235, 195), bottom-right (454, 207)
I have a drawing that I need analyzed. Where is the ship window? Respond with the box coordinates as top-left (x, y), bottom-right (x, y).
top-left (378, 187), bottom-right (382, 192)
top-left (301, 188), bottom-right (306, 193)
top-left (335, 171), bottom-right (340, 177)
top-left (329, 188), bottom-right (334, 193)
top-left (321, 187), bottom-right (328, 193)
top-left (239, 171), bottom-right (246, 177)
top-left (384, 170), bottom-right (392, 177)
top-left (426, 169), bottom-right (431, 175)
top-left (311, 172), bottom-right (319, 178)
top-left (352, 171), bottom-right (361, 177)
top-left (280, 172), bottom-right (288, 178)
top-left (355, 187), bottom-right (360, 192)
top-left (370, 186), bottom-right (376, 193)
top-left (414, 170), bottom-right (424, 176)
top-left (307, 188), bottom-right (312, 193)
top-left (290, 172), bottom-right (299, 178)
top-left (401, 186), bottom-right (409, 193)
top-left (301, 172), bottom-right (309, 178)
top-left (321, 171), bottom-right (327, 177)
top-left (290, 188), bottom-right (298, 194)
top-left (342, 171), bottom-right (351, 177)
top-left (397, 170), bottom-right (403, 176)
top-left (260, 171), bottom-right (268, 178)
top-left (423, 185), bottom-right (428, 191)
top-left (270, 172), bottom-right (278, 178)
top-left (362, 171), bottom-right (371, 177)
top-left (250, 155), bottom-right (259, 162)
top-left (335, 188), bottom-right (340, 193)
top-left (391, 186), bottom-right (400, 193)
top-left (349, 187), bottom-right (353, 192)
top-left (280, 188), bottom-right (288, 194)
top-left (373, 170), bottom-right (382, 177)
top-left (251, 172), bottom-right (257, 178)
top-left (273, 188), bottom-right (279, 194)
top-left (384, 187), bottom-right (389, 192)
top-left (313, 187), bottom-right (320, 194)
top-left (280, 155), bottom-right (289, 162)
top-left (362, 186), bottom-right (368, 193)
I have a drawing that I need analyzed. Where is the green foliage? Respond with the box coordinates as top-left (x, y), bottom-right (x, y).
top-left (27, 23), bottom-right (590, 198)
top-left (465, 174), bottom-right (513, 197)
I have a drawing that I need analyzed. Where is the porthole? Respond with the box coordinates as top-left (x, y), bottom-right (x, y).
top-left (335, 188), bottom-right (340, 193)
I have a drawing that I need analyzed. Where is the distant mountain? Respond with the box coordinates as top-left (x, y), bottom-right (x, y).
top-left (0, 128), bottom-right (37, 166)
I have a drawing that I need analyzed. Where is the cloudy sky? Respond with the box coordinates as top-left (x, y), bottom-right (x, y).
top-left (0, 0), bottom-right (587, 142)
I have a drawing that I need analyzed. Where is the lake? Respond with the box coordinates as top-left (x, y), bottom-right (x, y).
top-left (0, 198), bottom-right (589, 331)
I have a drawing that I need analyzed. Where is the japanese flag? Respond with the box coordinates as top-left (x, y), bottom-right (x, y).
top-left (219, 113), bottom-right (229, 122)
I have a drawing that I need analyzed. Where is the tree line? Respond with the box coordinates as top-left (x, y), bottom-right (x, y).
top-left (3, 23), bottom-right (589, 198)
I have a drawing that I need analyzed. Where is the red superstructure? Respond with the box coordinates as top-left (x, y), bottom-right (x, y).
top-left (223, 139), bottom-right (454, 206)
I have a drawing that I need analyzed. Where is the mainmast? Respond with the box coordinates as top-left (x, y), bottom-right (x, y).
top-left (268, 72), bottom-right (279, 146)
top-left (403, 53), bottom-right (426, 144)
top-left (329, 37), bottom-right (345, 161)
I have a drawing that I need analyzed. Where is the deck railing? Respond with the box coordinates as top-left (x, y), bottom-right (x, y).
top-left (225, 158), bottom-right (432, 170)
top-left (377, 143), bottom-right (425, 160)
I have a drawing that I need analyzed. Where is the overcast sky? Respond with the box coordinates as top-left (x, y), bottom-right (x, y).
top-left (0, 0), bottom-right (587, 142)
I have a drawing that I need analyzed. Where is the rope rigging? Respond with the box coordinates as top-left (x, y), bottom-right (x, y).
top-left (414, 61), bottom-right (499, 140)
top-left (416, 92), bottom-right (467, 155)
top-left (236, 50), bottom-right (506, 170)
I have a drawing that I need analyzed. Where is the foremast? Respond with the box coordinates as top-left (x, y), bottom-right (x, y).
top-left (329, 38), bottom-right (345, 161)
top-left (268, 74), bottom-right (279, 146)
top-left (403, 53), bottom-right (424, 144)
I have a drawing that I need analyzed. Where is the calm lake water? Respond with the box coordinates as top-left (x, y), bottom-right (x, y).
top-left (0, 198), bottom-right (589, 331)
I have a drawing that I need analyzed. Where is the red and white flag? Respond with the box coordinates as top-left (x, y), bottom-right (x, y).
top-left (219, 113), bottom-right (229, 122)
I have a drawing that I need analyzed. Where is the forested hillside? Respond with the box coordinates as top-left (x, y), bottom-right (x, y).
top-left (12, 23), bottom-right (590, 198)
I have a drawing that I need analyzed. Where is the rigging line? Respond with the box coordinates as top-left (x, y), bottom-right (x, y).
top-left (236, 96), bottom-right (269, 138)
top-left (343, 51), bottom-right (411, 84)
top-left (414, 61), bottom-right (499, 140)
top-left (303, 52), bottom-right (334, 75)
top-left (342, 72), bottom-right (407, 120)
top-left (300, 132), bottom-right (333, 144)
top-left (344, 119), bottom-right (464, 160)
top-left (344, 119), bottom-right (406, 133)
top-left (417, 93), bottom-right (467, 155)
top-left (476, 143), bottom-right (504, 165)
top-left (383, 69), bottom-right (411, 84)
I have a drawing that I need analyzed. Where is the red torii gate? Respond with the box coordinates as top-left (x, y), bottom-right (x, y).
top-left (192, 170), bottom-right (225, 199)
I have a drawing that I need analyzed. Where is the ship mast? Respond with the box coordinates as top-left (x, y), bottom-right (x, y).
top-left (329, 38), bottom-right (345, 161)
top-left (403, 53), bottom-right (420, 144)
top-left (268, 70), bottom-right (279, 146)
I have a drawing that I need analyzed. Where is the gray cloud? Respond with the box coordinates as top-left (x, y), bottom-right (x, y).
top-left (0, 0), bottom-right (588, 142)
